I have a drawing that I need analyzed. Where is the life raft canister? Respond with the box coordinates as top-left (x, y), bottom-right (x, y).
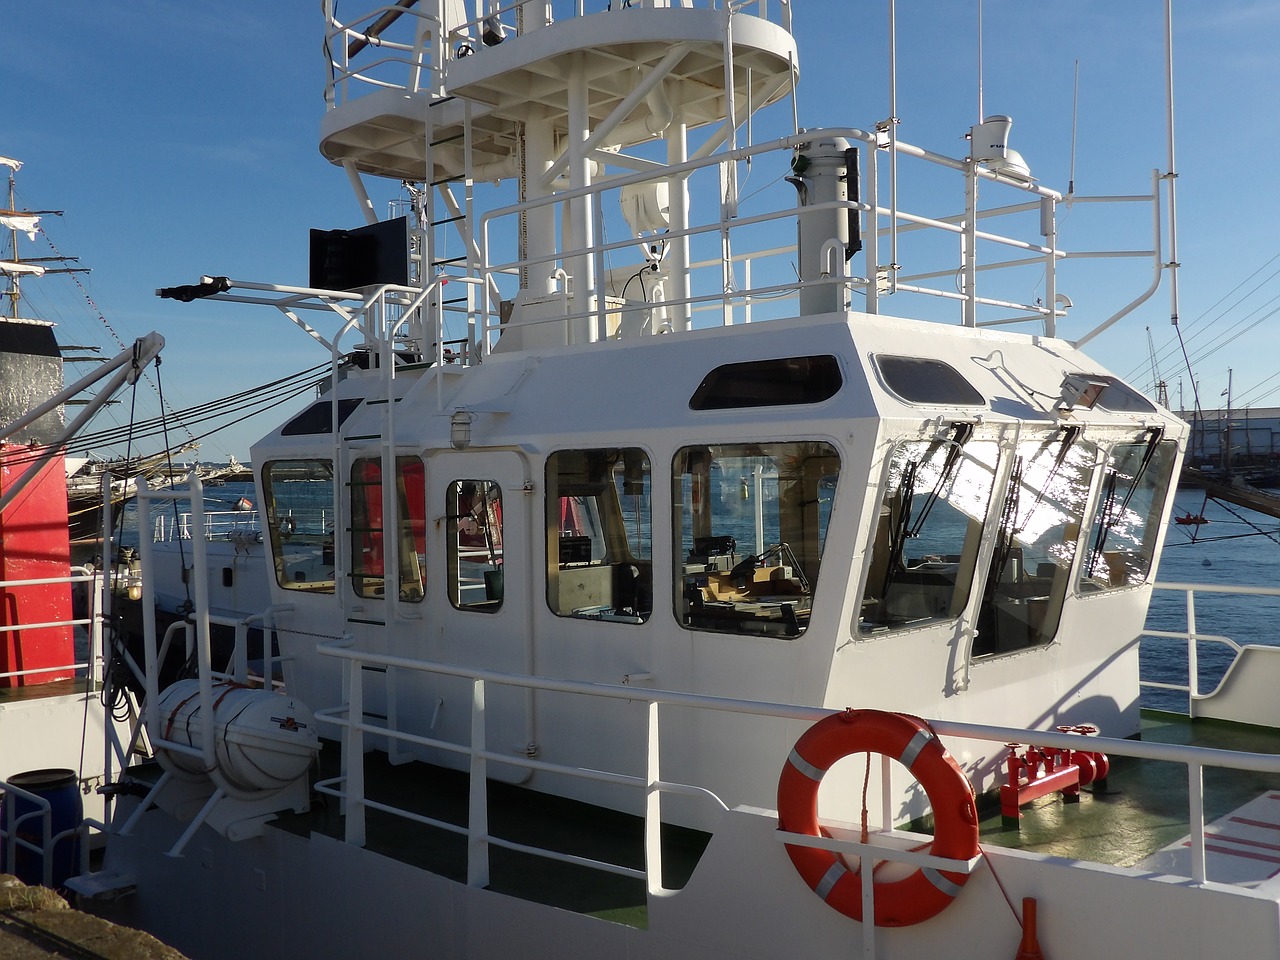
top-left (777, 709), bottom-right (979, 927)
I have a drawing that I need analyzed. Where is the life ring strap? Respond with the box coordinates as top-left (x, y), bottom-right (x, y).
top-left (786, 747), bottom-right (827, 782)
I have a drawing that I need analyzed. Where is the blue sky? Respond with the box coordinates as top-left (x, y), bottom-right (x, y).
top-left (5, 1), bottom-right (1279, 459)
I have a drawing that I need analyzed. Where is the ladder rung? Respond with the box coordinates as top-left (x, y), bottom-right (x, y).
top-left (442, 296), bottom-right (469, 305)
top-left (433, 255), bottom-right (467, 266)
top-left (431, 133), bottom-right (466, 147)
top-left (430, 175), bottom-right (464, 187)
top-left (431, 215), bottom-right (466, 226)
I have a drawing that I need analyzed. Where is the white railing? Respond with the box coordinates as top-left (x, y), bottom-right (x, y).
top-left (152, 509), bottom-right (263, 543)
top-left (0, 567), bottom-right (104, 684)
top-left (323, 1), bottom-right (793, 107)
top-left (317, 2), bottom-right (1161, 354)
top-left (1140, 580), bottom-right (1280, 702)
top-left (0, 780), bottom-right (82, 889)
top-left (473, 128), bottom-right (1157, 350)
top-left (306, 633), bottom-right (1280, 958)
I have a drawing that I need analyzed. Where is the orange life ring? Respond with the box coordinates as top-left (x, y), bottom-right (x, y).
top-left (777, 709), bottom-right (978, 927)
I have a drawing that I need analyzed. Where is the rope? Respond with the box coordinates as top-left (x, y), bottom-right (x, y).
top-left (978, 841), bottom-right (1024, 928)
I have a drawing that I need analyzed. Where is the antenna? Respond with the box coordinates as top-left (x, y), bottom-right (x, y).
top-left (977, 0), bottom-right (984, 123)
top-left (1069, 60), bottom-right (1079, 196)
top-left (1163, 0), bottom-right (1181, 328)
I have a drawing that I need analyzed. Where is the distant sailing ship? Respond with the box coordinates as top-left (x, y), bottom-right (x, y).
top-left (0, 155), bottom-right (213, 543)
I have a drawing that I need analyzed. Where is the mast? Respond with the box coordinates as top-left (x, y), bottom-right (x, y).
top-left (0, 158), bottom-right (87, 321)
top-left (1223, 368), bottom-right (1233, 480)
top-left (4, 162), bottom-right (20, 319)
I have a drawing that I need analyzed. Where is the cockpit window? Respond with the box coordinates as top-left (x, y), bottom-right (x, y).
top-left (676, 441), bottom-right (840, 639)
top-left (280, 398), bottom-right (362, 436)
top-left (873, 355), bottom-right (985, 406)
top-left (546, 449), bottom-right (652, 623)
top-left (1090, 375), bottom-right (1157, 414)
top-left (263, 459), bottom-right (336, 593)
top-left (349, 456), bottom-right (426, 602)
top-left (1079, 434), bottom-right (1176, 591)
top-left (974, 429), bottom-right (1097, 657)
top-left (859, 429), bottom-right (999, 634)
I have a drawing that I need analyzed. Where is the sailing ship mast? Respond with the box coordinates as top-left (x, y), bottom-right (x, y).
top-left (0, 157), bottom-right (90, 321)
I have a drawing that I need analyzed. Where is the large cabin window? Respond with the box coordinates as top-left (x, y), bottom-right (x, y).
top-left (675, 441), bottom-right (839, 639)
top-left (1078, 434), bottom-right (1176, 592)
top-left (349, 456), bottom-right (426, 602)
top-left (974, 429), bottom-right (1097, 657)
top-left (448, 480), bottom-right (505, 612)
top-left (546, 449), bottom-right (652, 623)
top-left (859, 431), bottom-right (998, 634)
top-left (263, 459), bottom-right (336, 592)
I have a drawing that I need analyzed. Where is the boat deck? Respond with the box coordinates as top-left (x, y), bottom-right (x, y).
top-left (263, 711), bottom-right (1280, 924)
top-left (980, 712), bottom-right (1280, 877)
top-left (272, 748), bottom-right (708, 927)
top-left (0, 677), bottom-right (93, 705)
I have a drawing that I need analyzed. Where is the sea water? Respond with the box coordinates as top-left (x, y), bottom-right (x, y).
top-left (113, 481), bottom-right (1280, 713)
top-left (1142, 488), bottom-right (1280, 711)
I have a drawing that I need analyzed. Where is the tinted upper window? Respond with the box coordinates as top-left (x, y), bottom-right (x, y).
top-left (690, 356), bottom-right (841, 410)
top-left (874, 355), bottom-right (984, 406)
top-left (1093, 376), bottom-right (1157, 414)
top-left (281, 398), bottom-right (363, 436)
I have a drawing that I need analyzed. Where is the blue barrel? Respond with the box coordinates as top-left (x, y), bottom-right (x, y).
top-left (5, 768), bottom-right (83, 889)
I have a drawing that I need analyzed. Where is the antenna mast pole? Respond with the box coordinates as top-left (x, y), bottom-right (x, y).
top-left (1163, 0), bottom-right (1181, 328)
top-left (976, 0), bottom-right (984, 123)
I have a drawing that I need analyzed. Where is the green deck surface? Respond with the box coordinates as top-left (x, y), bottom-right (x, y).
top-left (978, 712), bottom-right (1280, 867)
top-left (264, 710), bottom-right (1280, 924)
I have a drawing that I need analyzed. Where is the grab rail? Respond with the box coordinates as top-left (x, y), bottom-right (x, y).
top-left (0, 567), bottom-right (104, 684)
top-left (308, 632), bottom-right (1279, 949)
top-left (1141, 580), bottom-right (1280, 703)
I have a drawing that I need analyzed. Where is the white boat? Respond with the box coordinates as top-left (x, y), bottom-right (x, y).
top-left (8, 2), bottom-right (1280, 958)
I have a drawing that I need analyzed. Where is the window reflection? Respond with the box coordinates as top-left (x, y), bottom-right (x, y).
top-left (1079, 434), bottom-right (1175, 592)
top-left (860, 432), bottom-right (998, 632)
top-left (349, 457), bottom-right (426, 602)
top-left (263, 459), bottom-right (336, 593)
top-left (676, 441), bottom-right (839, 639)
top-left (974, 429), bottom-right (1095, 656)
top-left (546, 449), bottom-right (652, 623)
top-left (448, 480), bottom-right (504, 612)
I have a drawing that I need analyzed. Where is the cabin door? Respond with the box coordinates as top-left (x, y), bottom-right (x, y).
top-left (429, 450), bottom-right (532, 779)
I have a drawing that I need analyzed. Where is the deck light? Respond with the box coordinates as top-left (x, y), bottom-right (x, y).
top-left (450, 409), bottom-right (474, 449)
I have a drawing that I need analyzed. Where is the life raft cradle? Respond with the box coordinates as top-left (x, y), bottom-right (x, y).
top-left (777, 708), bottom-right (982, 928)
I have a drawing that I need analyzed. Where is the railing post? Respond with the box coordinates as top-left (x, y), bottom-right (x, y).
top-left (345, 656), bottom-right (366, 846)
top-left (1186, 588), bottom-right (1199, 708)
top-left (1188, 760), bottom-right (1206, 883)
top-left (644, 700), bottom-right (664, 895)
top-left (468, 678), bottom-right (490, 887)
top-left (860, 846), bottom-right (877, 958)
top-left (233, 620), bottom-right (249, 685)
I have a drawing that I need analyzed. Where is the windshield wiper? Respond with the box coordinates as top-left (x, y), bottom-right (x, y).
top-left (1087, 426), bottom-right (1164, 576)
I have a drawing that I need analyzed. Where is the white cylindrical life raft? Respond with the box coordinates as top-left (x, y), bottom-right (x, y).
top-left (155, 679), bottom-right (320, 793)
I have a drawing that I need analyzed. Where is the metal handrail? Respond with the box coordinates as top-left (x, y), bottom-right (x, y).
top-left (310, 633), bottom-right (1279, 918)
top-left (0, 566), bottom-right (103, 682)
top-left (1140, 580), bottom-right (1280, 701)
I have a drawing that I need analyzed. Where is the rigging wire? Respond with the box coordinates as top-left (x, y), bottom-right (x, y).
top-left (0, 363), bottom-right (328, 472)
top-left (1129, 255), bottom-right (1280, 413)
top-left (38, 227), bottom-right (202, 450)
